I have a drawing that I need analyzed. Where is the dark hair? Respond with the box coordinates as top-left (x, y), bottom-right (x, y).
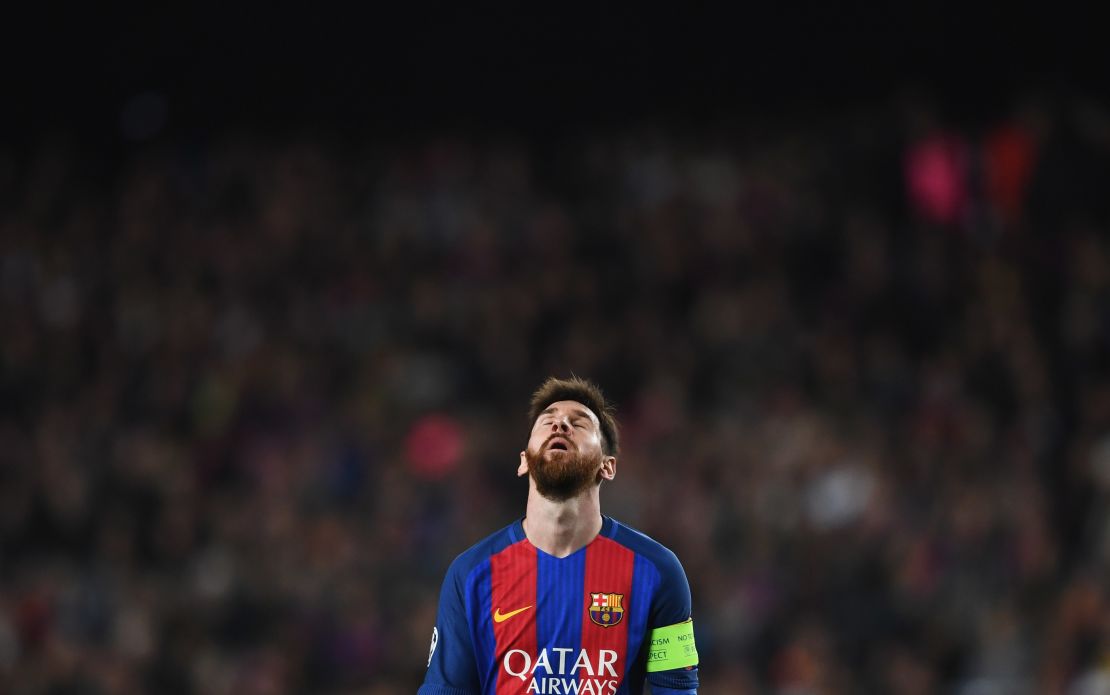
top-left (528, 376), bottom-right (619, 456)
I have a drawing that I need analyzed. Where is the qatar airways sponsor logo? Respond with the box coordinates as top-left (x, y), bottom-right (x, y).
top-left (502, 648), bottom-right (619, 694)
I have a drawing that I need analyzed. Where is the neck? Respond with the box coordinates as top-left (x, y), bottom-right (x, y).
top-left (522, 483), bottom-right (603, 558)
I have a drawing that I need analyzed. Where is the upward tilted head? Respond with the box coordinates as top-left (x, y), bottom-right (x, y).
top-left (518, 376), bottom-right (620, 501)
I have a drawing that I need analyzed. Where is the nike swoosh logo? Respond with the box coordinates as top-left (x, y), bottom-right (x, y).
top-left (493, 605), bottom-right (533, 623)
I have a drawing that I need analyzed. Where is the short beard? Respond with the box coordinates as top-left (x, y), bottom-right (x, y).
top-left (525, 442), bottom-right (602, 502)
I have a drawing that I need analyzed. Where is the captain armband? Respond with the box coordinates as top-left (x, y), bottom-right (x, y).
top-left (645, 619), bottom-right (698, 672)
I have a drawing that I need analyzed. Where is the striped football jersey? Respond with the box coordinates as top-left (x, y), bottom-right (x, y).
top-left (419, 516), bottom-right (698, 694)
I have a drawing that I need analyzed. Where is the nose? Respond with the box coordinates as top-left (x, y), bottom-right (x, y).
top-left (550, 417), bottom-right (571, 433)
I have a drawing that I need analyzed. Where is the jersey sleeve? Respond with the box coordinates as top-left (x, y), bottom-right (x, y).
top-left (418, 557), bottom-right (480, 695)
top-left (645, 548), bottom-right (699, 695)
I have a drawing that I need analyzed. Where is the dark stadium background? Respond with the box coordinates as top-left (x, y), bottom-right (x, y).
top-left (3, 5), bottom-right (1110, 694)
top-left (7, 4), bottom-right (1106, 137)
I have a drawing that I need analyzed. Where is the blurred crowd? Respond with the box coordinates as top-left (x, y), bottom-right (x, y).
top-left (3, 95), bottom-right (1110, 694)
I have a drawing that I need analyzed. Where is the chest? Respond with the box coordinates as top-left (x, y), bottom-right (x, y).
top-left (475, 537), bottom-right (653, 694)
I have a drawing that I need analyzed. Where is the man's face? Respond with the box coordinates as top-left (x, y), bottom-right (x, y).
top-left (520, 400), bottom-right (609, 501)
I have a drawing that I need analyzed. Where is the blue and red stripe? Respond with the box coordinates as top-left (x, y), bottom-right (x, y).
top-left (580, 535), bottom-right (635, 689)
top-left (490, 540), bottom-right (537, 695)
top-left (539, 545), bottom-right (586, 685)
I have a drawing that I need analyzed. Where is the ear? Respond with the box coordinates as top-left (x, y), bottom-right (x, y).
top-left (598, 456), bottom-right (616, 482)
top-left (518, 451), bottom-right (529, 477)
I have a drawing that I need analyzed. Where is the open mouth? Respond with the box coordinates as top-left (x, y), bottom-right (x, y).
top-left (547, 439), bottom-right (569, 451)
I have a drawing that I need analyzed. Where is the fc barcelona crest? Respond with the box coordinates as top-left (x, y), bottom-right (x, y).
top-left (589, 592), bottom-right (625, 628)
